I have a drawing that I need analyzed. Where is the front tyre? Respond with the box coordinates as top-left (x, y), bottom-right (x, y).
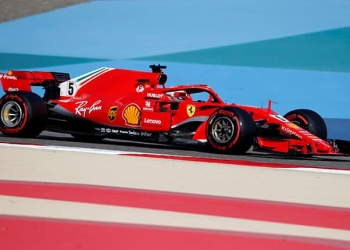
top-left (0, 92), bottom-right (47, 137)
top-left (206, 107), bottom-right (256, 154)
top-left (284, 109), bottom-right (327, 140)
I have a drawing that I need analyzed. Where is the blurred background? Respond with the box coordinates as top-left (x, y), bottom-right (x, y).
top-left (0, 0), bottom-right (349, 138)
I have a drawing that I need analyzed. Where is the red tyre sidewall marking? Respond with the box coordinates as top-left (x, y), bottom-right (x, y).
top-left (207, 111), bottom-right (241, 151)
top-left (285, 114), bottom-right (309, 125)
top-left (0, 95), bottom-right (28, 134)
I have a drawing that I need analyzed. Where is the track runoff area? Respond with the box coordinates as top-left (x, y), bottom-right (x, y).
top-left (0, 142), bottom-right (349, 250)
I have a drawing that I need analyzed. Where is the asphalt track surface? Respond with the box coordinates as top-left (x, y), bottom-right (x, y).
top-left (1, 131), bottom-right (350, 169)
top-left (0, 0), bottom-right (88, 23)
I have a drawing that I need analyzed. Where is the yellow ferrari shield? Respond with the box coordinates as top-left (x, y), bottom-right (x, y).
top-left (187, 105), bottom-right (196, 117)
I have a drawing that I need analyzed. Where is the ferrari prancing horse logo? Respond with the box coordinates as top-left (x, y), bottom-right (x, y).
top-left (187, 105), bottom-right (196, 117)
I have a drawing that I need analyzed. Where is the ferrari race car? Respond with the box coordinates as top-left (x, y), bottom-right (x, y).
top-left (0, 64), bottom-right (349, 155)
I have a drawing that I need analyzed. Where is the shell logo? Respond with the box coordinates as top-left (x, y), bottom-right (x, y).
top-left (122, 104), bottom-right (141, 126)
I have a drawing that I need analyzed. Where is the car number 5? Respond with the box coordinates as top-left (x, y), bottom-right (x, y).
top-left (68, 82), bottom-right (75, 95)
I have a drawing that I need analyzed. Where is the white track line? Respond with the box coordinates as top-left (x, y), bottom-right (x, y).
top-left (1, 146), bottom-right (350, 207)
top-left (279, 167), bottom-right (350, 175)
top-left (0, 142), bottom-right (349, 175)
top-left (0, 142), bottom-right (132, 155)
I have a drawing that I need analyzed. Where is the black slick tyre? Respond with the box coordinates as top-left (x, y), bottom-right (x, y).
top-left (206, 107), bottom-right (256, 154)
top-left (284, 109), bottom-right (327, 140)
top-left (0, 91), bottom-right (47, 137)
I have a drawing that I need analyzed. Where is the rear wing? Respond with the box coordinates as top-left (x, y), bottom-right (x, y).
top-left (0, 70), bottom-right (70, 92)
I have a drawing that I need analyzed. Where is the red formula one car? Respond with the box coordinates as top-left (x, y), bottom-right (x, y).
top-left (0, 65), bottom-right (349, 155)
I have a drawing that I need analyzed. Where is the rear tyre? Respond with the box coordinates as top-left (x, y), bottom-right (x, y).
top-left (284, 109), bottom-right (327, 140)
top-left (0, 91), bottom-right (47, 137)
top-left (206, 107), bottom-right (256, 154)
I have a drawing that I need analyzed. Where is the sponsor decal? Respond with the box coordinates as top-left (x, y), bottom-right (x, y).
top-left (281, 126), bottom-right (302, 139)
top-left (136, 85), bottom-right (144, 93)
top-left (270, 114), bottom-right (289, 122)
top-left (143, 118), bottom-right (162, 125)
top-left (0, 73), bottom-right (17, 80)
top-left (121, 129), bottom-right (152, 137)
top-left (82, 125), bottom-right (156, 139)
top-left (8, 88), bottom-right (19, 92)
top-left (99, 128), bottom-right (152, 137)
top-left (187, 105), bottom-right (196, 117)
top-left (5, 94), bottom-right (23, 102)
top-left (122, 104), bottom-right (141, 127)
top-left (143, 101), bottom-right (153, 111)
top-left (299, 130), bottom-right (311, 134)
top-left (119, 130), bottom-right (129, 135)
top-left (108, 106), bottom-right (118, 122)
top-left (100, 128), bottom-right (118, 134)
top-left (75, 100), bottom-right (102, 117)
top-left (146, 93), bottom-right (163, 99)
top-left (287, 122), bottom-right (301, 129)
top-left (141, 131), bottom-right (152, 137)
top-left (218, 110), bottom-right (235, 117)
top-left (285, 114), bottom-right (297, 120)
top-left (128, 130), bottom-right (139, 136)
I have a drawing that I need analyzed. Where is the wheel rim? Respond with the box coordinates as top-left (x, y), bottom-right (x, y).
top-left (1, 101), bottom-right (23, 128)
top-left (211, 116), bottom-right (235, 143)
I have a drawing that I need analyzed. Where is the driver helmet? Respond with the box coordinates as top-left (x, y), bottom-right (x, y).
top-left (173, 90), bottom-right (188, 100)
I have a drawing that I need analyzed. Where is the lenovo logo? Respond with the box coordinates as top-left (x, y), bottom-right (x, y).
top-left (143, 118), bottom-right (161, 125)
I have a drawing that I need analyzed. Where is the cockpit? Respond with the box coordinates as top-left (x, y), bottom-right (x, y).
top-left (165, 88), bottom-right (221, 103)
